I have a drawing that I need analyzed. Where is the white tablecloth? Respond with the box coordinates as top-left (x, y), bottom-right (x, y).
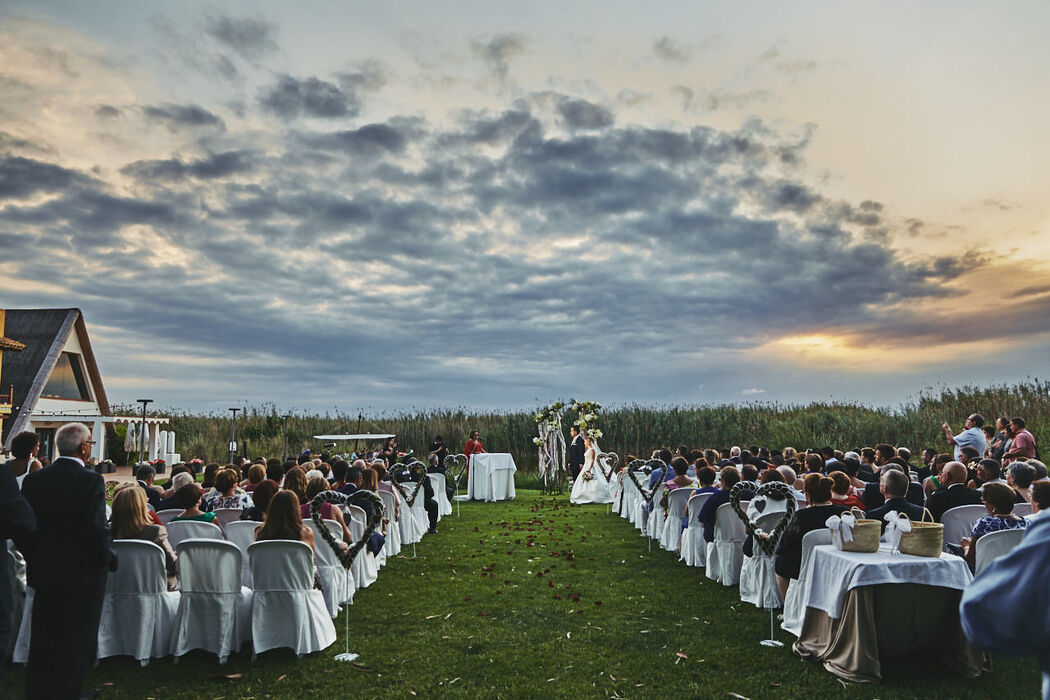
top-left (800, 544), bottom-right (973, 619)
top-left (467, 453), bottom-right (517, 502)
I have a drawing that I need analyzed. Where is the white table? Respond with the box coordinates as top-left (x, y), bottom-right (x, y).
top-left (467, 453), bottom-right (517, 502)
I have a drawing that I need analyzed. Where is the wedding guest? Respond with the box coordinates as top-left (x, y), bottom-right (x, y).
top-left (255, 490), bottom-right (315, 553)
top-left (201, 463), bottom-right (221, 491)
top-left (926, 461), bottom-right (983, 522)
top-left (136, 464), bottom-right (164, 511)
top-left (1002, 417), bottom-right (1037, 464)
top-left (244, 464), bottom-right (265, 492)
top-left (0, 445), bottom-right (34, 681)
top-left (774, 474), bottom-right (848, 600)
top-left (381, 437), bottom-right (400, 467)
top-left (240, 480), bottom-right (278, 522)
top-left (171, 483), bottom-right (217, 524)
top-left (968, 459), bottom-right (1006, 491)
top-left (960, 482), bottom-right (1028, 570)
top-left (300, 476), bottom-right (353, 542)
top-left (987, 416), bottom-right (1011, 460)
top-left (1027, 481), bottom-right (1050, 521)
top-left (428, 435), bottom-right (450, 471)
top-left (665, 458), bottom-right (698, 491)
top-left (6, 431), bottom-right (42, 482)
top-left (959, 510), bottom-right (1050, 698)
top-left (282, 466), bottom-right (309, 504)
top-left (923, 452), bottom-right (954, 499)
top-left (157, 471), bottom-right (195, 511)
top-left (941, 413), bottom-right (987, 463)
top-left (828, 471), bottom-right (866, 511)
top-left (110, 487), bottom-right (178, 590)
top-left (1007, 461), bottom-right (1036, 504)
top-left (865, 469), bottom-right (924, 530)
top-left (374, 464), bottom-right (402, 521)
top-left (204, 468), bottom-right (253, 511)
top-left (776, 465), bottom-right (804, 497)
top-left (699, 466), bottom-right (744, 543)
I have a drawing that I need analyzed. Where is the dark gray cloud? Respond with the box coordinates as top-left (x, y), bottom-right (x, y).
top-left (120, 151), bottom-right (256, 181)
top-left (0, 156), bottom-right (94, 199)
top-left (204, 13), bottom-right (279, 60)
top-left (471, 33), bottom-right (527, 83)
top-left (142, 103), bottom-right (225, 131)
top-left (259, 74), bottom-right (357, 119)
top-left (95, 105), bottom-right (121, 119)
top-left (556, 98), bottom-right (614, 130)
top-left (653, 36), bottom-right (690, 63)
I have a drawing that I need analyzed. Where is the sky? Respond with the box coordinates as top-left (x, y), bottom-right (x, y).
top-left (1, 1), bottom-right (1049, 414)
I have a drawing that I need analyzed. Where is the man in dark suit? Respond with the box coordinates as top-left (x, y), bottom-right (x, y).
top-left (861, 464), bottom-right (924, 511)
top-left (21, 422), bottom-right (117, 699)
top-left (926, 461), bottom-right (983, 522)
top-left (567, 426), bottom-right (585, 482)
top-left (0, 455), bottom-right (36, 683)
top-left (866, 469), bottom-right (926, 531)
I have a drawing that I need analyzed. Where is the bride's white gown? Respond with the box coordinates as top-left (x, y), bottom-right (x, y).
top-left (570, 447), bottom-right (615, 504)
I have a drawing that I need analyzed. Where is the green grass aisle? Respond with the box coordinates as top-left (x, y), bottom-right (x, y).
top-left (3, 490), bottom-right (1039, 698)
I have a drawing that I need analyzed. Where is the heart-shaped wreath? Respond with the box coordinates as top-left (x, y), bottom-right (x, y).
top-left (395, 460), bottom-right (428, 507)
top-left (310, 489), bottom-right (385, 568)
top-left (596, 451), bottom-right (620, 480)
top-left (625, 459), bottom-right (654, 506)
top-left (728, 481), bottom-right (796, 556)
top-left (444, 453), bottom-right (468, 488)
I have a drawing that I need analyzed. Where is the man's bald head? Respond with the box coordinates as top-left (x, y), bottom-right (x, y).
top-left (943, 461), bottom-right (968, 484)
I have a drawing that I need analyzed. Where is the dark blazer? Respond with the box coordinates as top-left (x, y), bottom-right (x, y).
top-left (926, 483), bottom-right (983, 522)
top-left (21, 456), bottom-right (117, 591)
top-left (866, 497), bottom-right (927, 531)
top-left (861, 480), bottom-right (924, 511)
top-left (568, 435), bottom-right (585, 468)
top-left (0, 460), bottom-right (36, 549)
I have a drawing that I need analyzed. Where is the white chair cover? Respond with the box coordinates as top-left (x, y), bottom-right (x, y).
top-left (378, 490), bottom-right (401, 557)
top-left (345, 510), bottom-right (378, 589)
top-left (428, 473), bottom-right (453, 517)
top-left (11, 587), bottom-right (32, 663)
top-left (646, 483), bottom-right (666, 539)
top-left (399, 483), bottom-right (426, 545)
top-left (974, 528), bottom-right (1025, 575)
top-left (306, 520), bottom-right (354, 617)
top-left (96, 540), bottom-right (180, 665)
top-left (680, 492), bottom-right (714, 567)
top-left (223, 520), bottom-right (258, 588)
top-left (628, 473), bottom-right (648, 530)
top-left (166, 520), bottom-right (223, 550)
top-left (248, 541), bottom-right (336, 658)
top-left (738, 512), bottom-right (786, 609)
top-left (781, 528), bottom-right (832, 637)
top-left (348, 501), bottom-right (386, 570)
top-left (1012, 503), bottom-right (1033, 518)
top-left (941, 505), bottom-right (988, 546)
top-left (705, 503), bottom-right (747, 586)
top-left (170, 539), bottom-right (252, 663)
top-left (5, 548), bottom-right (24, 659)
top-left (660, 488), bottom-right (693, 552)
top-left (157, 509), bottom-right (183, 525)
top-left (211, 508), bottom-right (244, 534)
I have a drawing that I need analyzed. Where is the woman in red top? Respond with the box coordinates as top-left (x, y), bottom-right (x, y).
top-left (464, 430), bottom-right (484, 478)
top-left (829, 470), bottom-right (866, 511)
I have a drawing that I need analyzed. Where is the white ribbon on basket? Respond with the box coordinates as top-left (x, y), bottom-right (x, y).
top-left (883, 511), bottom-right (913, 551)
top-left (825, 512), bottom-right (857, 543)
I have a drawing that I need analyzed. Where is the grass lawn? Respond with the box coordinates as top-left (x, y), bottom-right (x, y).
top-left (3, 490), bottom-right (1040, 698)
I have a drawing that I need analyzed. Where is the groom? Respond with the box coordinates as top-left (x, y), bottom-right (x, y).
top-left (568, 426), bottom-right (585, 481)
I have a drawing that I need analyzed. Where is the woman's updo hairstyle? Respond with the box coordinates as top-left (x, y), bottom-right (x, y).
top-left (803, 472), bottom-right (833, 503)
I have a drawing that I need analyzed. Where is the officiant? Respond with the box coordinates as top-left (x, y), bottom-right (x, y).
top-left (568, 426), bottom-right (585, 481)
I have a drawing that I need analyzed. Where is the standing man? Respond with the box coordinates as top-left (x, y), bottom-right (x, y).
top-left (941, 413), bottom-right (987, 463)
top-left (21, 422), bottom-right (117, 699)
top-left (567, 426), bottom-right (585, 482)
top-left (1002, 417), bottom-right (1037, 464)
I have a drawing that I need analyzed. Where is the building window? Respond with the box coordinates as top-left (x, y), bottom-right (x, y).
top-left (41, 352), bottom-right (91, 400)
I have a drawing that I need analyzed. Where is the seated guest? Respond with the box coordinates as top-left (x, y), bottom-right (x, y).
top-left (157, 471), bottom-right (195, 511)
top-left (694, 466), bottom-right (719, 495)
top-left (774, 474), bottom-right (848, 600)
top-left (338, 462), bottom-right (364, 495)
top-left (136, 464), bottom-right (164, 511)
top-left (282, 466), bottom-right (309, 503)
top-left (699, 466), bottom-right (745, 544)
top-left (243, 464), bottom-right (265, 493)
top-left (265, 458), bottom-right (285, 484)
top-left (915, 447), bottom-right (938, 482)
top-left (426, 454), bottom-right (455, 500)
top-left (300, 476), bottom-right (353, 544)
top-left (926, 461), bottom-right (983, 522)
top-left (1027, 481), bottom-right (1050, 521)
top-left (665, 457), bottom-right (698, 491)
top-left (838, 456), bottom-right (867, 490)
top-left (240, 480), bottom-right (278, 522)
top-left (110, 487), bottom-right (178, 590)
top-left (171, 483), bottom-right (217, 523)
top-left (866, 468), bottom-right (925, 530)
top-left (329, 459), bottom-right (350, 490)
top-left (1007, 461), bottom-right (1036, 503)
top-left (740, 463), bottom-right (759, 484)
top-left (205, 468), bottom-right (253, 511)
top-left (374, 463), bottom-right (402, 521)
top-left (255, 490), bottom-right (315, 553)
top-left (358, 467), bottom-right (387, 555)
top-left (960, 482), bottom-right (1029, 570)
top-left (1030, 459), bottom-right (1048, 482)
top-left (861, 463), bottom-right (923, 511)
top-left (201, 463), bottom-right (221, 493)
top-left (969, 459), bottom-right (1006, 491)
top-left (776, 465), bottom-right (804, 498)
top-left (923, 452), bottom-right (955, 499)
top-left (828, 471), bottom-right (866, 511)
top-left (959, 506), bottom-right (1050, 697)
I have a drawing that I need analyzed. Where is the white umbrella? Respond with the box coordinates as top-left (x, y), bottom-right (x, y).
top-left (123, 422), bottom-right (138, 452)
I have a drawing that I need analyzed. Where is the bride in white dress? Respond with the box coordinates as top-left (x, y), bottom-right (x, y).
top-left (570, 435), bottom-right (615, 504)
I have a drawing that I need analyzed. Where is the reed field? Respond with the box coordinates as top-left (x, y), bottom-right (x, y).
top-left (110, 381), bottom-right (1049, 469)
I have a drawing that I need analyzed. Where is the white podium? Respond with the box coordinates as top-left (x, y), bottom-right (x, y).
top-left (467, 453), bottom-right (517, 502)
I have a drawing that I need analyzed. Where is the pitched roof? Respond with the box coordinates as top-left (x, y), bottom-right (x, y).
top-left (1, 309), bottom-right (111, 447)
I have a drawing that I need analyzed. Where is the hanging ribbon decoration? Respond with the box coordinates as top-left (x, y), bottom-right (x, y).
top-left (883, 511), bottom-right (913, 550)
top-left (825, 511), bottom-right (858, 544)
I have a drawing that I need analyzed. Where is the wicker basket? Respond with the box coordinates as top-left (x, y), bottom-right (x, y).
top-left (833, 507), bottom-right (881, 553)
top-left (899, 507), bottom-right (944, 557)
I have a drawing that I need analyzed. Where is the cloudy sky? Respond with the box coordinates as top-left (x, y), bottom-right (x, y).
top-left (2, 1), bottom-right (1048, 413)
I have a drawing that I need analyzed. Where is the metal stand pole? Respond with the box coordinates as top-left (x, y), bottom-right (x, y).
top-left (760, 607), bottom-right (783, 647)
top-left (333, 606), bottom-right (359, 662)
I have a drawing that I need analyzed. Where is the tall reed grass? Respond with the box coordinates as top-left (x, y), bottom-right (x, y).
top-left (109, 380), bottom-right (1049, 469)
